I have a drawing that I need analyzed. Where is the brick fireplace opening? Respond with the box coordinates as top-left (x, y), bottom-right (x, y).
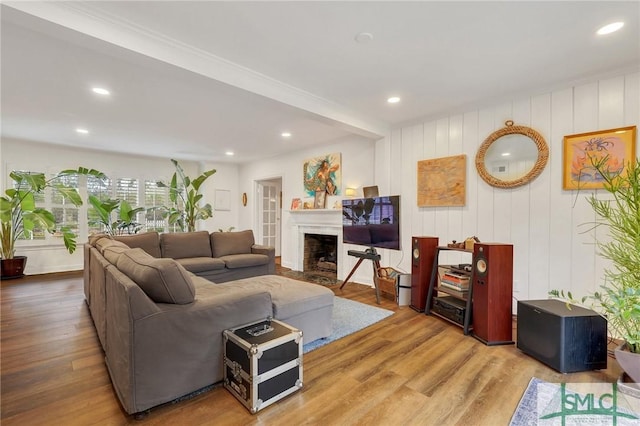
top-left (303, 233), bottom-right (338, 280)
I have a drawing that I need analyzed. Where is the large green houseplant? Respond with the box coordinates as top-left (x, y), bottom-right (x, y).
top-left (550, 155), bottom-right (639, 382)
top-left (88, 197), bottom-right (145, 236)
top-left (156, 159), bottom-right (216, 232)
top-left (0, 168), bottom-right (106, 278)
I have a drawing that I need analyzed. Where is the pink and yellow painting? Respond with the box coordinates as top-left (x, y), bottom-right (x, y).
top-left (563, 126), bottom-right (636, 190)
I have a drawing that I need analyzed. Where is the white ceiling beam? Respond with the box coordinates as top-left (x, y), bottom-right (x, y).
top-left (5, 1), bottom-right (388, 139)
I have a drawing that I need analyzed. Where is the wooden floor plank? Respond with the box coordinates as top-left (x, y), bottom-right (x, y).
top-left (1, 269), bottom-right (624, 425)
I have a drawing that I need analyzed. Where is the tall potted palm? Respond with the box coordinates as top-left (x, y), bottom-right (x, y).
top-left (156, 159), bottom-right (216, 232)
top-left (0, 167), bottom-right (106, 279)
top-left (550, 156), bottom-right (639, 384)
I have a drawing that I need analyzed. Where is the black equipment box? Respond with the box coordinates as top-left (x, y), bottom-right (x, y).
top-left (432, 295), bottom-right (467, 325)
top-left (223, 318), bottom-right (303, 413)
top-left (517, 300), bottom-right (607, 373)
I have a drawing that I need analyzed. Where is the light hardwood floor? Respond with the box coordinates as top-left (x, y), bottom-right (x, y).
top-left (1, 269), bottom-right (622, 425)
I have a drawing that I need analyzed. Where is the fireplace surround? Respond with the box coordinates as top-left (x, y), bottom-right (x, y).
top-left (289, 210), bottom-right (342, 277)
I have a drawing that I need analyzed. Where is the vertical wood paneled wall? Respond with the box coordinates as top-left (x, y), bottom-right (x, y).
top-left (376, 72), bottom-right (639, 308)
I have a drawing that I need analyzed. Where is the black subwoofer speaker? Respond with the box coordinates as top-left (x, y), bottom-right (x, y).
top-left (517, 299), bottom-right (607, 373)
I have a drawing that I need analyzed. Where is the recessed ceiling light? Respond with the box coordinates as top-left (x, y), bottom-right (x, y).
top-left (501, 152), bottom-right (511, 157)
top-left (354, 32), bottom-right (374, 43)
top-left (597, 22), bottom-right (624, 35)
top-left (91, 87), bottom-right (110, 96)
top-left (387, 97), bottom-right (400, 104)
top-left (76, 128), bottom-right (89, 134)
top-left (281, 132), bottom-right (292, 138)
top-left (225, 151), bottom-right (234, 156)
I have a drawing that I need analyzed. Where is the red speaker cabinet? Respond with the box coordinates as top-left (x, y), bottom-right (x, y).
top-left (410, 236), bottom-right (438, 312)
top-left (471, 243), bottom-right (514, 345)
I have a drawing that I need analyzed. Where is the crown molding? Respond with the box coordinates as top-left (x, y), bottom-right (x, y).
top-left (4, 2), bottom-right (388, 139)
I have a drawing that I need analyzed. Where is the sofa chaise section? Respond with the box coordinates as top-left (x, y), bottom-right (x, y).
top-left (104, 261), bottom-right (273, 415)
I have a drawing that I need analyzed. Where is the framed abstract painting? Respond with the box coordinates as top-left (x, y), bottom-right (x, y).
top-left (303, 153), bottom-right (341, 196)
top-left (562, 126), bottom-right (636, 190)
top-left (417, 154), bottom-right (466, 207)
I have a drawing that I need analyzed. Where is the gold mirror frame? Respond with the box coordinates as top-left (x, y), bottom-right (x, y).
top-left (475, 120), bottom-right (549, 188)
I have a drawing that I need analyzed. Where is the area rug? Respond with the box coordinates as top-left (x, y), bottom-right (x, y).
top-left (303, 296), bottom-right (394, 353)
top-left (282, 270), bottom-right (339, 286)
top-left (510, 377), bottom-right (640, 426)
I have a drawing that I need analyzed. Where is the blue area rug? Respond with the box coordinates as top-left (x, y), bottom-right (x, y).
top-left (303, 296), bottom-right (394, 353)
top-left (510, 377), bottom-right (640, 426)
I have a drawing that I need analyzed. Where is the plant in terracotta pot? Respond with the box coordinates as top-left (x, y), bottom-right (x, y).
top-left (156, 159), bottom-right (216, 232)
top-left (0, 168), bottom-right (106, 278)
top-left (550, 155), bottom-right (639, 384)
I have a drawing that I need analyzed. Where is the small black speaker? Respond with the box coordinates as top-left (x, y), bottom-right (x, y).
top-left (517, 299), bottom-right (607, 373)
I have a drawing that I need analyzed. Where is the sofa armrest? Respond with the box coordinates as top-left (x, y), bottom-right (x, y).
top-left (252, 244), bottom-right (275, 274)
top-left (251, 244), bottom-right (274, 257)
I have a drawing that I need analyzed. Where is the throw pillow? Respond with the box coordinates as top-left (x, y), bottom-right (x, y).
top-left (116, 248), bottom-right (196, 304)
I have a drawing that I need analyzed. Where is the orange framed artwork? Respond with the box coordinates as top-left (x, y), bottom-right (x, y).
top-left (562, 126), bottom-right (636, 190)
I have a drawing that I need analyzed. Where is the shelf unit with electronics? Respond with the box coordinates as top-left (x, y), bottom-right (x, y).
top-left (425, 246), bottom-right (474, 334)
top-left (425, 243), bottom-right (514, 346)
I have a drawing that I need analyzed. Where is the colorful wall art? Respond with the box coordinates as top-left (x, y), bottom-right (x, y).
top-left (563, 126), bottom-right (636, 190)
top-left (303, 152), bottom-right (342, 197)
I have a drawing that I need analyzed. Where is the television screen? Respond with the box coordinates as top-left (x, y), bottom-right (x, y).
top-left (342, 195), bottom-right (400, 250)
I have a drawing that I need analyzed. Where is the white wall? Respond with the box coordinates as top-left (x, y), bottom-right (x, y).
top-left (238, 135), bottom-right (377, 283)
top-left (378, 72), bottom-right (640, 310)
top-left (3, 71), bottom-right (638, 296)
top-left (1, 138), bottom-right (239, 274)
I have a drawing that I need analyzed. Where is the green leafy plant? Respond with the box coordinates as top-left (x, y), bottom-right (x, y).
top-left (156, 159), bottom-right (216, 232)
top-left (550, 156), bottom-right (640, 353)
top-left (0, 167), bottom-right (106, 257)
top-left (88, 197), bottom-right (145, 236)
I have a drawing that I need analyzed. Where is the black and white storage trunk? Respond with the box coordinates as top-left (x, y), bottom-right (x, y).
top-left (223, 318), bottom-right (303, 413)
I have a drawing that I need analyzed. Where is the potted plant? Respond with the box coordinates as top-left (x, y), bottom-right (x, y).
top-left (0, 167), bottom-right (106, 279)
top-left (550, 156), bottom-right (639, 384)
top-left (156, 159), bottom-right (216, 232)
top-left (88, 197), bottom-right (145, 236)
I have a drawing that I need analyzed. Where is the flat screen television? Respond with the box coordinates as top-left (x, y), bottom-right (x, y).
top-left (342, 195), bottom-right (400, 250)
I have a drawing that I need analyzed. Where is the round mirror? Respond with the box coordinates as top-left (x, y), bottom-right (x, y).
top-left (476, 121), bottom-right (549, 188)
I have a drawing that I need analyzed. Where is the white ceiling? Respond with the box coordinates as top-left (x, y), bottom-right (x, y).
top-left (2, 1), bottom-right (639, 164)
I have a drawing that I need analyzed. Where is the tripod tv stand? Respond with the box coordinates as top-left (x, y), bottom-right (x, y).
top-left (339, 248), bottom-right (382, 303)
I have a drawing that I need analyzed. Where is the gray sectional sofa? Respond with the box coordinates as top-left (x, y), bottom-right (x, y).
top-left (84, 230), bottom-right (334, 416)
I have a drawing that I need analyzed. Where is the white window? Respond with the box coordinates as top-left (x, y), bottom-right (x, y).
top-left (50, 173), bottom-right (80, 238)
top-left (143, 180), bottom-right (168, 232)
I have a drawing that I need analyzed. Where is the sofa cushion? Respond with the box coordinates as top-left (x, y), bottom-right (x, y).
top-left (116, 248), bottom-right (196, 304)
top-left (89, 232), bottom-right (109, 246)
top-left (175, 257), bottom-right (226, 273)
top-left (95, 238), bottom-right (130, 264)
top-left (220, 254), bottom-right (269, 269)
top-left (210, 230), bottom-right (255, 258)
top-left (222, 275), bottom-right (334, 320)
top-left (114, 232), bottom-right (161, 258)
top-left (161, 231), bottom-right (212, 259)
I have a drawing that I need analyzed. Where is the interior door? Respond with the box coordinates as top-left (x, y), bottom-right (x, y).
top-left (257, 179), bottom-right (281, 256)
